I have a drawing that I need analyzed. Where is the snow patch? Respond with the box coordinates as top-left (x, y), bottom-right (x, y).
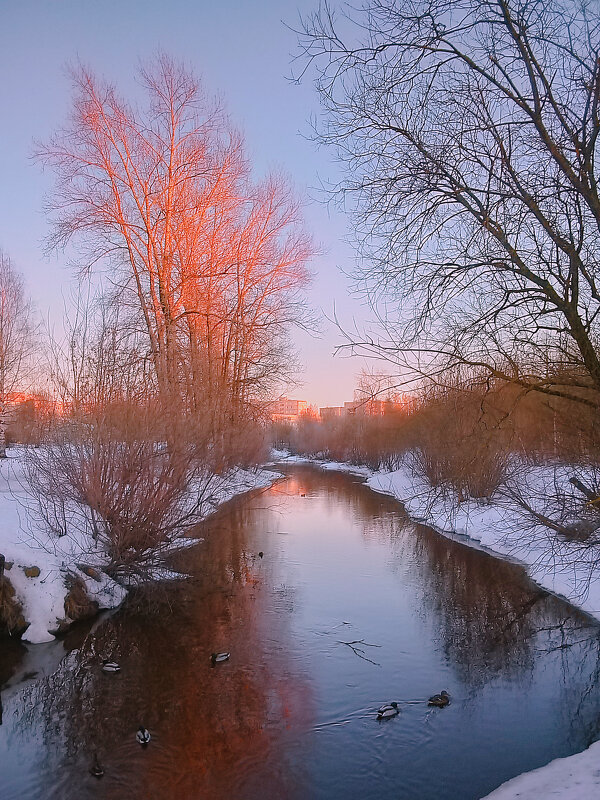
top-left (480, 741), bottom-right (600, 799)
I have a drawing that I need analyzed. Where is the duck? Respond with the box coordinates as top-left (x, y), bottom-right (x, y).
top-left (428, 690), bottom-right (450, 707)
top-left (211, 652), bottom-right (230, 664)
top-left (136, 725), bottom-right (151, 746)
top-left (89, 752), bottom-right (104, 778)
top-left (101, 660), bottom-right (121, 673)
top-left (258, 551), bottom-right (264, 558)
top-left (377, 702), bottom-right (400, 719)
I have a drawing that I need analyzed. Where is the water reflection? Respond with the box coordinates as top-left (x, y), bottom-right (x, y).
top-left (1, 492), bottom-right (314, 800)
top-left (297, 468), bottom-right (599, 690)
top-left (0, 465), bottom-right (599, 799)
top-left (345, 470), bottom-right (600, 754)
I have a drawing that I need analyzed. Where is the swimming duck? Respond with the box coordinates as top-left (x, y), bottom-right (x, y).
top-left (428, 691), bottom-right (450, 707)
top-left (89, 753), bottom-right (104, 778)
top-left (136, 726), bottom-right (151, 746)
top-left (211, 652), bottom-right (230, 664)
top-left (102, 660), bottom-right (121, 673)
top-left (377, 702), bottom-right (400, 719)
top-left (258, 552), bottom-right (264, 558)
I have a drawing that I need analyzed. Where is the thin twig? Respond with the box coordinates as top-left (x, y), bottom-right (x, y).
top-left (337, 638), bottom-right (382, 666)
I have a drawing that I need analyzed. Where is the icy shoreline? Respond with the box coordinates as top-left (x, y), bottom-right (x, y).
top-left (0, 448), bottom-right (280, 644)
top-left (480, 741), bottom-right (600, 799)
top-left (270, 450), bottom-right (600, 799)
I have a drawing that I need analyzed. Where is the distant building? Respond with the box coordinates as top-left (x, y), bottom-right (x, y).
top-left (319, 406), bottom-right (345, 419)
top-left (268, 396), bottom-right (308, 423)
top-left (318, 393), bottom-right (415, 419)
top-left (344, 399), bottom-right (390, 416)
top-left (272, 391), bottom-right (415, 424)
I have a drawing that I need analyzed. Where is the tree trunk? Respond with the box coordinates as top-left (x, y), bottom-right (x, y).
top-left (0, 404), bottom-right (8, 458)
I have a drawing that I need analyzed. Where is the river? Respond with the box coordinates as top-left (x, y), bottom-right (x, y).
top-left (1, 464), bottom-right (600, 799)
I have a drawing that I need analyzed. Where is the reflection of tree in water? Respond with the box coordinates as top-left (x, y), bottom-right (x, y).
top-left (358, 485), bottom-right (600, 749)
top-left (0, 637), bottom-right (27, 692)
top-left (5, 494), bottom-right (314, 800)
top-left (411, 525), bottom-right (551, 682)
top-left (248, 468), bottom-right (600, 755)
top-left (541, 618), bottom-right (600, 749)
top-left (413, 519), bottom-right (600, 727)
top-left (6, 464), bottom-right (600, 796)
top-left (284, 466), bottom-right (554, 682)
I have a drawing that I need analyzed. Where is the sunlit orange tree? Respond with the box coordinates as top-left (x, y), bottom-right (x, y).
top-left (37, 55), bottom-right (312, 449)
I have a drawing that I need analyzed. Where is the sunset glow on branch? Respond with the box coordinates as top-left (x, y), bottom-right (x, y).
top-left (36, 55), bottom-right (313, 434)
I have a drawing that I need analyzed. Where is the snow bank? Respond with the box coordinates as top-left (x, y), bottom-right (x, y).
top-left (268, 450), bottom-right (372, 476)
top-left (480, 741), bottom-right (600, 799)
top-left (0, 449), bottom-right (279, 644)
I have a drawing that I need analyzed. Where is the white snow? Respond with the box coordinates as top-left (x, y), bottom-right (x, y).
top-left (0, 448), bottom-right (280, 644)
top-left (480, 741), bottom-right (600, 799)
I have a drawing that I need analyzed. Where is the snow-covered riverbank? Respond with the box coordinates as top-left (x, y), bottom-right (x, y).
top-left (0, 449), bottom-right (279, 644)
top-left (480, 741), bottom-right (600, 799)
top-left (270, 450), bottom-right (600, 800)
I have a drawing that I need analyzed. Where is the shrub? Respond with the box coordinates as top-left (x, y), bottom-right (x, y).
top-left (22, 404), bottom-right (221, 582)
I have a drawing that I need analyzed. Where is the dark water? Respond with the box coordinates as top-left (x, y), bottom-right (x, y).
top-left (1, 465), bottom-right (600, 799)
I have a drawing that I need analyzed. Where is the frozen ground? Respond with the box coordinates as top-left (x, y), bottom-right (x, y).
top-left (270, 449), bottom-right (600, 799)
top-left (0, 448), bottom-right (279, 644)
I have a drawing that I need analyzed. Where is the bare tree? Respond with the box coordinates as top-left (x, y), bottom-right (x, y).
top-left (298, 0), bottom-right (600, 408)
top-left (0, 250), bottom-right (36, 456)
top-left (49, 282), bottom-right (153, 412)
top-left (25, 279), bottom-right (224, 581)
top-left (354, 368), bottom-right (399, 405)
top-left (36, 55), bottom-right (312, 445)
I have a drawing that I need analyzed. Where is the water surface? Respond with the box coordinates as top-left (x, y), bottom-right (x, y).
top-left (1, 465), bottom-right (600, 799)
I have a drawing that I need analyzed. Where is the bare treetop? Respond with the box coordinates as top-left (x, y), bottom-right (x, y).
top-left (0, 250), bottom-right (36, 456)
top-left (298, 0), bottom-right (600, 406)
top-left (36, 55), bottom-right (313, 425)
